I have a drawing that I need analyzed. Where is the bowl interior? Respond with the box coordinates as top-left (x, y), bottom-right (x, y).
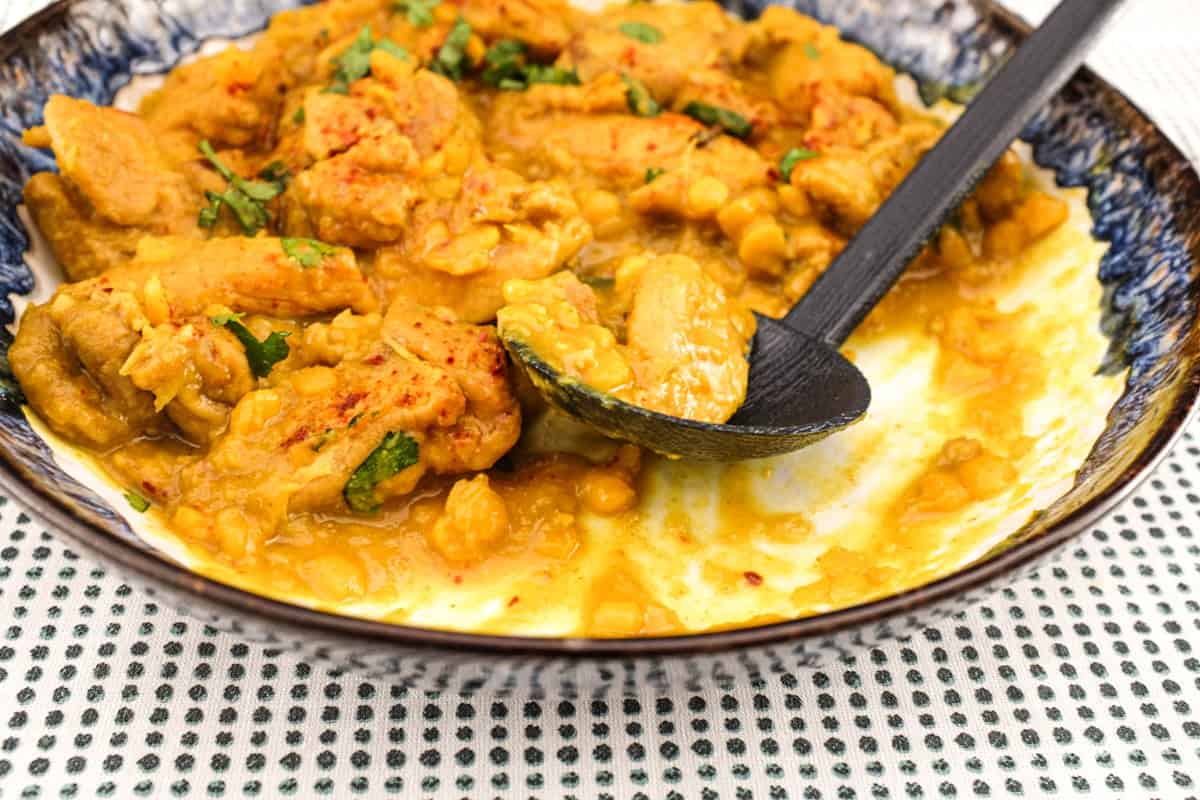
top-left (0, 0), bottom-right (1198, 654)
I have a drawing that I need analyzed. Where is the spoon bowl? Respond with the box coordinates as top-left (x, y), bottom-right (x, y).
top-left (504, 313), bottom-right (870, 461)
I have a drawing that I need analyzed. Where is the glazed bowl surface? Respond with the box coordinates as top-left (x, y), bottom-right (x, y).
top-left (0, 0), bottom-right (1198, 673)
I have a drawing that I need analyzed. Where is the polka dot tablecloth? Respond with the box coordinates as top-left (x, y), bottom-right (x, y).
top-left (2, 0), bottom-right (1200, 797)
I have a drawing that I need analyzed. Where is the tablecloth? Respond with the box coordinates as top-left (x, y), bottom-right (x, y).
top-left (1, 0), bottom-right (1199, 797)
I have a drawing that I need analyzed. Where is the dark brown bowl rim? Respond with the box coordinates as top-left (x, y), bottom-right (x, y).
top-left (1, 0), bottom-right (1198, 658)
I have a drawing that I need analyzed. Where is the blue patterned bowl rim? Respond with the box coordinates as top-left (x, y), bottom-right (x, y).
top-left (0, 0), bottom-right (1198, 657)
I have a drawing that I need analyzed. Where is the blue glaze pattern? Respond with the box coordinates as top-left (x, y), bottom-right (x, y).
top-left (0, 0), bottom-right (1198, 659)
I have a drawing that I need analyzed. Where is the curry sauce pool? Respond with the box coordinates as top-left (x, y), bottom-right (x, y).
top-left (11, 0), bottom-right (1122, 636)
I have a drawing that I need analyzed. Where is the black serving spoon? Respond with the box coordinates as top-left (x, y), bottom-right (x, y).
top-left (505, 0), bottom-right (1125, 461)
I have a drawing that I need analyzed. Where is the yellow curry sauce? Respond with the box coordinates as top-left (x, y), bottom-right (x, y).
top-left (10, 0), bottom-right (1119, 636)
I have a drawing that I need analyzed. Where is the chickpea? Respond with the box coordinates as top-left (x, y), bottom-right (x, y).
top-left (577, 188), bottom-right (622, 230)
top-left (580, 467), bottom-right (638, 514)
top-left (141, 273), bottom-right (170, 325)
top-left (983, 218), bottom-right (1027, 261)
top-left (288, 366), bottom-right (337, 397)
top-left (738, 218), bottom-right (789, 277)
top-left (427, 475), bottom-right (509, 564)
top-left (229, 390), bottom-right (282, 436)
top-left (686, 176), bottom-right (730, 219)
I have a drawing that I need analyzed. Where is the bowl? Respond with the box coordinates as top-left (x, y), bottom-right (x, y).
top-left (0, 0), bottom-right (1198, 684)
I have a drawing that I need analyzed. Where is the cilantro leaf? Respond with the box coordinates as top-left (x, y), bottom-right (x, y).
top-left (682, 101), bottom-right (752, 139)
top-left (618, 21), bottom-right (663, 44)
top-left (311, 429), bottom-right (336, 452)
top-left (281, 237), bottom-right (340, 268)
top-left (326, 25), bottom-right (376, 95)
top-left (394, 0), bottom-right (438, 27)
top-left (431, 17), bottom-right (472, 80)
top-left (211, 314), bottom-right (291, 378)
top-left (196, 141), bottom-right (287, 235)
top-left (292, 106), bottom-right (305, 124)
top-left (343, 431), bottom-right (420, 513)
top-left (622, 74), bottom-right (660, 117)
top-left (779, 147), bottom-right (819, 182)
top-left (124, 491), bottom-right (150, 513)
top-left (480, 39), bottom-right (578, 90)
top-left (803, 42), bottom-right (821, 60)
top-left (257, 161), bottom-right (291, 185)
top-left (644, 166), bottom-right (665, 183)
top-left (375, 39), bottom-right (410, 60)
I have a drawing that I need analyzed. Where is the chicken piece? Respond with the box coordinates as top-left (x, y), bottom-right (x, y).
top-left (9, 236), bottom-right (376, 449)
top-left (175, 350), bottom-right (467, 560)
top-left (372, 162), bottom-right (591, 322)
top-left (452, 0), bottom-right (574, 55)
top-left (172, 306), bottom-right (522, 560)
top-left (562, 2), bottom-right (751, 104)
top-left (487, 94), bottom-right (773, 194)
top-left (287, 131), bottom-right (422, 247)
top-left (278, 58), bottom-right (481, 247)
top-left (752, 6), bottom-right (899, 120)
top-left (8, 304), bottom-right (157, 448)
top-left (21, 96), bottom-right (207, 279)
top-left (138, 47), bottom-right (281, 160)
top-left (383, 301), bottom-right (521, 473)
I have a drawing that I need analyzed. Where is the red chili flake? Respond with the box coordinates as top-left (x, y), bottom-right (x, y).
top-left (766, 167), bottom-right (781, 182)
top-left (365, 107), bottom-right (377, 120)
top-left (141, 480), bottom-right (159, 496)
top-left (744, 571), bottom-right (763, 587)
top-left (453, 575), bottom-right (463, 585)
top-left (364, 354), bottom-right (386, 366)
top-left (280, 426), bottom-right (310, 448)
top-left (336, 392), bottom-right (366, 413)
top-left (445, 356), bottom-right (455, 365)
top-left (508, 596), bottom-right (520, 607)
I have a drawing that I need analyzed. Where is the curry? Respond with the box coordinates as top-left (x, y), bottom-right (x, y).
top-left (10, 0), bottom-right (1101, 637)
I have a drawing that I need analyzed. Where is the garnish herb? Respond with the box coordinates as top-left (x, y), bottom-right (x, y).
top-left (347, 413), bottom-right (364, 428)
top-left (325, 25), bottom-right (409, 95)
top-left (394, 0), bottom-right (438, 27)
top-left (282, 237), bottom-right (339, 268)
top-left (292, 106), bottom-right (305, 124)
top-left (682, 101), bottom-right (752, 139)
top-left (431, 17), bottom-right (472, 80)
top-left (211, 312), bottom-right (291, 378)
top-left (622, 74), bottom-right (660, 117)
top-left (197, 141), bottom-right (288, 235)
top-left (257, 161), bottom-right (291, 184)
top-left (618, 21), bottom-right (663, 43)
top-left (644, 166), bottom-right (665, 183)
top-left (779, 147), bottom-right (819, 182)
top-left (124, 491), bottom-right (150, 513)
top-left (803, 42), bottom-right (821, 60)
top-left (343, 431), bottom-right (420, 513)
top-left (481, 39), bottom-right (579, 90)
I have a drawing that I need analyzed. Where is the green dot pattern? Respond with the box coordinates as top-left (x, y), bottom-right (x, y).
top-left (1, 429), bottom-right (1200, 797)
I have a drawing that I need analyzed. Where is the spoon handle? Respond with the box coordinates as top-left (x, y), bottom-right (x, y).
top-left (783, 0), bottom-right (1125, 346)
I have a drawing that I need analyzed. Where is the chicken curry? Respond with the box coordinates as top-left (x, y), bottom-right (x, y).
top-left (10, 0), bottom-right (1092, 636)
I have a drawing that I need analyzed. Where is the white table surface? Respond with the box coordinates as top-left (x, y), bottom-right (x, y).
top-left (1, 0), bottom-right (1199, 798)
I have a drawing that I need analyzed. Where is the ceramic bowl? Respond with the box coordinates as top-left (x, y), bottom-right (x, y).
top-left (0, 0), bottom-right (1197, 684)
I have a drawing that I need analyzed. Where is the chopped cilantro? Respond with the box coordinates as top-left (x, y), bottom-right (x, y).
top-left (347, 413), bottom-right (364, 428)
top-left (196, 141), bottom-right (288, 235)
top-left (124, 491), bottom-right (150, 513)
top-left (375, 39), bottom-right (410, 60)
top-left (618, 21), bottom-right (663, 44)
top-left (282, 237), bottom-right (339, 268)
top-left (622, 74), bottom-right (660, 117)
top-left (481, 39), bottom-right (578, 90)
top-left (323, 26), bottom-right (408, 95)
top-left (211, 314), bottom-right (291, 378)
top-left (394, 0), bottom-right (438, 27)
top-left (257, 161), bottom-right (291, 185)
top-left (682, 101), bottom-right (752, 139)
top-left (343, 431), bottom-right (420, 513)
top-left (431, 17), bottom-right (472, 80)
top-left (326, 25), bottom-right (376, 95)
top-left (644, 166), bottom-right (665, 183)
top-left (292, 106), bottom-right (305, 124)
top-left (779, 147), bottom-right (819, 182)
top-left (803, 42), bottom-right (821, 60)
